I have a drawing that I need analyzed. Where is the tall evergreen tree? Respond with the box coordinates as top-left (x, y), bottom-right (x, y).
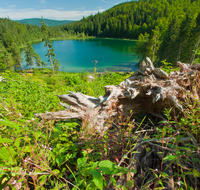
top-left (25, 43), bottom-right (36, 69)
top-left (41, 17), bottom-right (60, 72)
top-left (25, 42), bottom-right (43, 69)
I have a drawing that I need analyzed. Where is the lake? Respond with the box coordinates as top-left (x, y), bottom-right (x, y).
top-left (21, 38), bottom-right (139, 72)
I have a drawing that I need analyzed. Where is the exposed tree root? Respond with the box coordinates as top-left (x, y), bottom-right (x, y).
top-left (35, 58), bottom-right (200, 189)
top-left (35, 58), bottom-right (200, 135)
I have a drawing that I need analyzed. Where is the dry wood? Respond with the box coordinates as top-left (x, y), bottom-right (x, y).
top-left (35, 58), bottom-right (200, 135)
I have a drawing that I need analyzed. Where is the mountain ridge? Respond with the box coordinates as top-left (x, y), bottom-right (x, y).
top-left (17, 18), bottom-right (77, 27)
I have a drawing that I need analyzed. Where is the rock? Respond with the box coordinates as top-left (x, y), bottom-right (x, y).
top-left (87, 75), bottom-right (95, 82)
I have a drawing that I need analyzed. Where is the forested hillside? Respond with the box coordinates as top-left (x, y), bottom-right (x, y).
top-left (0, 18), bottom-right (43, 70)
top-left (0, 18), bottom-right (85, 71)
top-left (62, 0), bottom-right (200, 65)
top-left (1, 0), bottom-right (200, 71)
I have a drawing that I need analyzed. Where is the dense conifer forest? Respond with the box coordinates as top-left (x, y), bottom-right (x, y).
top-left (1, 0), bottom-right (200, 70)
top-left (0, 1), bottom-right (200, 189)
top-left (0, 18), bottom-right (85, 71)
top-left (62, 0), bottom-right (200, 65)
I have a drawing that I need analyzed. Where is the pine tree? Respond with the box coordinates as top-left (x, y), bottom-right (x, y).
top-left (41, 17), bottom-right (60, 72)
top-left (133, 32), bottom-right (150, 61)
top-left (25, 42), bottom-right (42, 69)
top-left (148, 26), bottom-right (161, 63)
top-left (25, 43), bottom-right (36, 69)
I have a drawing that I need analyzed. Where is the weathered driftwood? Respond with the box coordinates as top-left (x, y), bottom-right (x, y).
top-left (35, 58), bottom-right (200, 133)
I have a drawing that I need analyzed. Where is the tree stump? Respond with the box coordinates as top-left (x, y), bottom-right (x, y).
top-left (35, 58), bottom-right (200, 134)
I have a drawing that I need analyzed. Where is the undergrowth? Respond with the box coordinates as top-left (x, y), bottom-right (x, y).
top-left (0, 69), bottom-right (199, 189)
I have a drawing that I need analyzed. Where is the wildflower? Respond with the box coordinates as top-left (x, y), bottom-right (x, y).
top-left (49, 147), bottom-right (53, 151)
top-left (42, 145), bottom-right (47, 149)
top-left (155, 169), bottom-right (158, 172)
top-left (12, 180), bottom-right (16, 184)
top-left (177, 181), bottom-right (181, 186)
top-left (24, 157), bottom-right (30, 162)
top-left (175, 131), bottom-right (180, 136)
top-left (132, 119), bottom-right (135, 124)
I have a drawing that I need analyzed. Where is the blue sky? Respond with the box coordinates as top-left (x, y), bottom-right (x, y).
top-left (0, 0), bottom-right (131, 20)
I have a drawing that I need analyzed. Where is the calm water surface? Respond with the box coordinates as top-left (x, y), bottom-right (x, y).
top-left (21, 38), bottom-right (139, 72)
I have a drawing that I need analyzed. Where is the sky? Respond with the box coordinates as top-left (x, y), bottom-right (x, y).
top-left (0, 0), bottom-right (131, 21)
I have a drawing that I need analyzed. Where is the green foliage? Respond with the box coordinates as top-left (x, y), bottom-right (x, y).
top-left (92, 60), bottom-right (98, 73)
top-left (194, 47), bottom-right (200, 63)
top-left (0, 71), bottom-right (131, 189)
top-left (0, 68), bottom-right (199, 189)
top-left (73, 158), bottom-right (128, 189)
top-left (41, 18), bottom-right (60, 72)
top-left (61, 0), bottom-right (200, 66)
top-left (150, 72), bottom-right (200, 189)
top-left (0, 17), bottom-right (88, 71)
top-left (25, 42), bottom-right (43, 69)
top-left (160, 59), bottom-right (173, 74)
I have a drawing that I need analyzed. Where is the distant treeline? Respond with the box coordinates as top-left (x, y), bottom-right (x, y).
top-left (0, 18), bottom-right (86, 71)
top-left (1, 0), bottom-right (200, 71)
top-left (61, 0), bottom-right (200, 65)
top-left (17, 18), bottom-right (76, 27)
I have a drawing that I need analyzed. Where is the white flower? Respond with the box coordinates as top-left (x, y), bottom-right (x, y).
top-left (12, 180), bottom-right (16, 184)
top-left (24, 157), bottom-right (30, 162)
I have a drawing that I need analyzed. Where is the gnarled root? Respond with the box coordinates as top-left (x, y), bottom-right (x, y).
top-left (35, 58), bottom-right (200, 134)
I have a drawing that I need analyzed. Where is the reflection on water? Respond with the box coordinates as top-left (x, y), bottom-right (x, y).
top-left (21, 38), bottom-right (139, 72)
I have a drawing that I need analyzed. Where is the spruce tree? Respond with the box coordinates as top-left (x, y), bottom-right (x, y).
top-left (41, 17), bottom-right (60, 73)
top-left (25, 42), bottom-right (43, 70)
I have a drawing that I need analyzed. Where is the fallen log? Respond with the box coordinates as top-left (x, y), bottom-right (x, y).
top-left (35, 58), bottom-right (200, 134)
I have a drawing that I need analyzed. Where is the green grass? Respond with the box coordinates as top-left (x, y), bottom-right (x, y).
top-left (0, 71), bottom-right (130, 120)
top-left (0, 69), bottom-right (199, 189)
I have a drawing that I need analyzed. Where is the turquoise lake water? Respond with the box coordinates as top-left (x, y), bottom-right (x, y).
top-left (21, 38), bottom-right (139, 72)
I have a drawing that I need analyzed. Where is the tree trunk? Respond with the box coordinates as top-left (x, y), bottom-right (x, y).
top-left (47, 43), bottom-right (54, 73)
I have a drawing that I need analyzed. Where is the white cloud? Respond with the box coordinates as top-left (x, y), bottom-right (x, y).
top-left (0, 7), bottom-right (105, 20)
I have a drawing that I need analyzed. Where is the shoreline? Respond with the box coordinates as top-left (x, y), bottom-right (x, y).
top-left (20, 36), bottom-right (138, 50)
top-left (13, 67), bottom-right (134, 75)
